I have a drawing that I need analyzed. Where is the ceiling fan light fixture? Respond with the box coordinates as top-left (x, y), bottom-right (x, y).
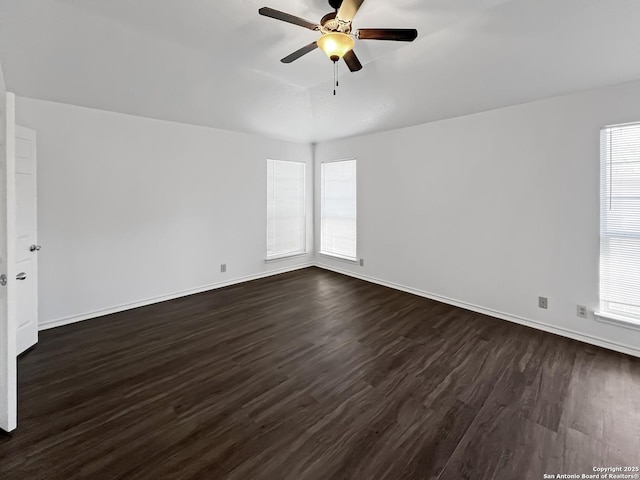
top-left (317, 32), bottom-right (355, 62)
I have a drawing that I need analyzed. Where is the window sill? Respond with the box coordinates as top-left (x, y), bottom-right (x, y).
top-left (265, 252), bottom-right (308, 263)
top-left (318, 252), bottom-right (358, 264)
top-left (594, 311), bottom-right (640, 332)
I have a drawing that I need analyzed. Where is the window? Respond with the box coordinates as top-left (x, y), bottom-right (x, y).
top-left (266, 159), bottom-right (306, 259)
top-left (320, 159), bottom-right (357, 260)
top-left (600, 123), bottom-right (640, 323)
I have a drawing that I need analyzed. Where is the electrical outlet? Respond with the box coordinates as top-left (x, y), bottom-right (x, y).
top-left (577, 305), bottom-right (588, 318)
top-left (359, 258), bottom-right (364, 267)
top-left (538, 296), bottom-right (548, 309)
top-left (220, 264), bottom-right (226, 273)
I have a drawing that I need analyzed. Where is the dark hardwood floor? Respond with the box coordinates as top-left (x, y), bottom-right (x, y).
top-left (1, 267), bottom-right (639, 479)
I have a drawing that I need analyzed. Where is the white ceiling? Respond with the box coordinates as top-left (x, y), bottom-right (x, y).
top-left (1, 0), bottom-right (640, 142)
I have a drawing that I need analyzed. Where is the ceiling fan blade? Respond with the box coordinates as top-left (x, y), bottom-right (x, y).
top-left (258, 7), bottom-right (319, 31)
top-left (281, 42), bottom-right (319, 63)
top-left (337, 0), bottom-right (366, 22)
top-left (343, 50), bottom-right (362, 72)
top-left (357, 28), bottom-right (418, 42)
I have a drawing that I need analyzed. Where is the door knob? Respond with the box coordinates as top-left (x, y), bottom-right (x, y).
top-left (16, 272), bottom-right (27, 281)
top-left (29, 245), bottom-right (41, 252)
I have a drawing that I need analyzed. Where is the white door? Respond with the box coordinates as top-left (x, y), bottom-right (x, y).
top-left (15, 125), bottom-right (37, 355)
top-left (0, 92), bottom-right (17, 433)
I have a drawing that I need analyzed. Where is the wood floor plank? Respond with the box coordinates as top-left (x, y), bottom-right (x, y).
top-left (1, 267), bottom-right (639, 479)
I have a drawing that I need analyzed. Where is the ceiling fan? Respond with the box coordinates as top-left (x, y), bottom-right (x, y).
top-left (258, 0), bottom-right (418, 75)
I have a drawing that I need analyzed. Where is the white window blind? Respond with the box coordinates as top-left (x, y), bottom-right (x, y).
top-left (321, 159), bottom-right (357, 260)
top-left (600, 123), bottom-right (640, 321)
top-left (267, 159), bottom-right (306, 259)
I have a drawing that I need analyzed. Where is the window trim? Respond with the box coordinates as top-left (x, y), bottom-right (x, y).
top-left (265, 251), bottom-right (308, 263)
top-left (266, 249), bottom-right (308, 262)
top-left (594, 311), bottom-right (640, 332)
top-left (318, 251), bottom-right (358, 263)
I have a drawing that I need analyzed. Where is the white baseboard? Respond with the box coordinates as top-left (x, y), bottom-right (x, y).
top-left (39, 260), bottom-right (640, 359)
top-left (315, 263), bottom-right (640, 359)
top-left (39, 263), bottom-right (313, 331)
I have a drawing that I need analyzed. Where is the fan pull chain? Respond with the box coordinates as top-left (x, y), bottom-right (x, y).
top-left (333, 61), bottom-right (337, 96)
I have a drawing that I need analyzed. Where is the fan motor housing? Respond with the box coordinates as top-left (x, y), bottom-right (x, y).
top-left (320, 12), bottom-right (351, 33)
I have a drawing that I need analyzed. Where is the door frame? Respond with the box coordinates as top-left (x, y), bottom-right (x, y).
top-left (1, 92), bottom-right (17, 433)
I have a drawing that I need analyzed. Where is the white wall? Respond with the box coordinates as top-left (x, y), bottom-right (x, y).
top-left (16, 98), bottom-right (313, 328)
top-left (315, 80), bottom-right (640, 356)
top-left (14, 80), bottom-right (640, 356)
top-left (0, 63), bottom-right (5, 93)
